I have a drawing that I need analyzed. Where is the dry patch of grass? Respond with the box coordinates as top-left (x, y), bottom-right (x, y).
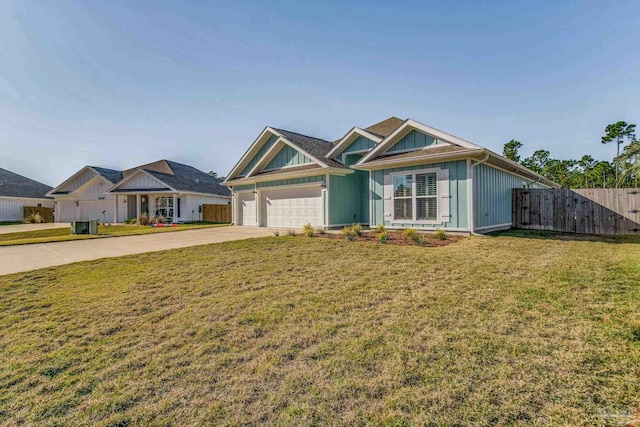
top-left (0, 234), bottom-right (639, 425)
top-left (0, 223), bottom-right (228, 246)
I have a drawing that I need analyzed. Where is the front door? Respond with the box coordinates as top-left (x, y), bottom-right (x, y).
top-left (141, 195), bottom-right (149, 216)
top-left (127, 195), bottom-right (137, 220)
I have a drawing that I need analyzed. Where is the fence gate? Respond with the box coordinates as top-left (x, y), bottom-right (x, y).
top-left (202, 204), bottom-right (231, 223)
top-left (512, 188), bottom-right (640, 235)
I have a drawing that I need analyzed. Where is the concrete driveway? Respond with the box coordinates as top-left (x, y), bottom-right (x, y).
top-left (0, 222), bottom-right (70, 234)
top-left (0, 226), bottom-right (273, 275)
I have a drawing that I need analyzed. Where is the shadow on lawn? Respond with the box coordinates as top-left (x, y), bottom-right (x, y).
top-left (488, 229), bottom-right (640, 244)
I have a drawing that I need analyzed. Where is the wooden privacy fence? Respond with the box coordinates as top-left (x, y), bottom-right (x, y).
top-left (513, 188), bottom-right (640, 235)
top-left (202, 204), bottom-right (231, 223)
top-left (23, 206), bottom-right (54, 223)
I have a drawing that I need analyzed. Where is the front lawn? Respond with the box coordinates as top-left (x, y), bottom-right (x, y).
top-left (0, 222), bottom-right (229, 246)
top-left (0, 234), bottom-right (638, 425)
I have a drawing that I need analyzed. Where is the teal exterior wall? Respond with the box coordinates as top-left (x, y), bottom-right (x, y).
top-left (388, 130), bottom-right (440, 153)
top-left (240, 134), bottom-right (279, 176)
top-left (329, 170), bottom-right (369, 226)
top-left (473, 164), bottom-right (546, 229)
top-left (264, 145), bottom-right (312, 170)
top-left (232, 184), bottom-right (255, 192)
top-left (342, 135), bottom-right (376, 155)
top-left (371, 160), bottom-right (469, 230)
top-left (256, 175), bottom-right (325, 188)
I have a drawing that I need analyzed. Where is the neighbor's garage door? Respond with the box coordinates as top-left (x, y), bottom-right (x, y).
top-left (237, 192), bottom-right (257, 226)
top-left (261, 186), bottom-right (323, 228)
top-left (79, 200), bottom-right (113, 222)
top-left (56, 201), bottom-right (77, 222)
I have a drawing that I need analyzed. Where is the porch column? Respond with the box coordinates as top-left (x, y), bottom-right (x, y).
top-left (172, 194), bottom-right (178, 223)
top-left (113, 195), bottom-right (118, 223)
top-left (136, 194), bottom-right (142, 218)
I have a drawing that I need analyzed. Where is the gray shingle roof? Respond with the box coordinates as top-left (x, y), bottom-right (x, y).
top-left (0, 167), bottom-right (52, 199)
top-left (272, 128), bottom-right (349, 169)
top-left (142, 160), bottom-right (230, 196)
top-left (90, 166), bottom-right (123, 184)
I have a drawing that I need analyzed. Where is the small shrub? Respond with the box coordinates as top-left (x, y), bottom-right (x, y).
top-left (287, 228), bottom-right (296, 236)
top-left (315, 227), bottom-right (326, 235)
top-left (378, 230), bottom-right (389, 243)
top-left (272, 230), bottom-right (280, 236)
top-left (351, 223), bottom-right (363, 236)
top-left (403, 228), bottom-right (424, 246)
top-left (376, 224), bottom-right (387, 234)
top-left (302, 223), bottom-right (315, 237)
top-left (402, 228), bottom-right (418, 239)
top-left (342, 226), bottom-right (357, 242)
top-left (124, 218), bottom-right (137, 225)
top-left (411, 234), bottom-right (424, 246)
top-left (23, 213), bottom-right (44, 224)
top-left (434, 228), bottom-right (447, 240)
top-left (138, 213), bottom-right (150, 226)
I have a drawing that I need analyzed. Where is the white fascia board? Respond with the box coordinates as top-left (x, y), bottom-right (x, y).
top-left (225, 127), bottom-right (281, 181)
top-left (106, 169), bottom-right (176, 193)
top-left (326, 127), bottom-right (383, 158)
top-left (358, 119), bottom-right (481, 164)
top-left (224, 167), bottom-right (352, 186)
top-left (0, 196), bottom-right (53, 201)
top-left (245, 138), bottom-right (286, 178)
top-left (46, 166), bottom-right (97, 196)
top-left (353, 149), bottom-right (484, 170)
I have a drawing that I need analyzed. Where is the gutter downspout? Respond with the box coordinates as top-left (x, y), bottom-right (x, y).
top-left (469, 153), bottom-right (490, 236)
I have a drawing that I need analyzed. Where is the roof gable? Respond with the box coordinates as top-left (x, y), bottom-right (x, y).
top-left (264, 144), bottom-right (313, 170)
top-left (364, 117), bottom-right (406, 138)
top-left (326, 127), bottom-right (382, 160)
top-left (0, 168), bottom-right (52, 199)
top-left (387, 129), bottom-right (445, 153)
top-left (48, 166), bottom-right (120, 196)
top-left (109, 160), bottom-right (230, 196)
top-left (358, 119), bottom-right (481, 164)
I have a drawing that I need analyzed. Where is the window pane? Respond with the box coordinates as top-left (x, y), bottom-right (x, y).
top-left (394, 199), bottom-right (412, 220)
top-left (417, 197), bottom-right (437, 220)
top-left (393, 175), bottom-right (412, 197)
top-left (416, 173), bottom-right (437, 197)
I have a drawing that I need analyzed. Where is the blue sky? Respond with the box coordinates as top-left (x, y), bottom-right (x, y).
top-left (1, 0), bottom-right (638, 185)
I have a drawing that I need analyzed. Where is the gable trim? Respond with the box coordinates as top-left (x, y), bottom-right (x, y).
top-left (226, 127), bottom-right (276, 181)
top-left (358, 119), bottom-right (481, 164)
top-left (47, 166), bottom-right (112, 197)
top-left (244, 134), bottom-right (329, 178)
top-left (106, 169), bottom-right (176, 193)
top-left (326, 127), bottom-right (383, 159)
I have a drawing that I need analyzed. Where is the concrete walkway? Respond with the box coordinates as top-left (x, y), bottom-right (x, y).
top-left (0, 226), bottom-right (273, 275)
top-left (0, 222), bottom-right (70, 234)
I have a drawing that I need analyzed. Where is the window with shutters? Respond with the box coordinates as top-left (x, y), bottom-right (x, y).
top-left (391, 171), bottom-right (439, 222)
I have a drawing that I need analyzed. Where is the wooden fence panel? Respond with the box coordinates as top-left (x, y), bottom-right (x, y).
top-left (202, 204), bottom-right (231, 223)
top-left (512, 188), bottom-right (640, 235)
top-left (23, 206), bottom-right (54, 223)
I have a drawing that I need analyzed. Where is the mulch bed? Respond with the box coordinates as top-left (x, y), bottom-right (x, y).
top-left (312, 231), bottom-right (465, 247)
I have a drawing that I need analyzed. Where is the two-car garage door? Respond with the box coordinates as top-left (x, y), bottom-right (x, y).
top-left (237, 186), bottom-right (323, 228)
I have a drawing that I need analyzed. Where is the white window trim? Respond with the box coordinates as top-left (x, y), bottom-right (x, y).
top-left (389, 167), bottom-right (442, 225)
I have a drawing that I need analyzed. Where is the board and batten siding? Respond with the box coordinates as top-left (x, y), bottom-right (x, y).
top-left (240, 134), bottom-right (279, 176)
top-left (0, 197), bottom-right (55, 222)
top-left (342, 136), bottom-right (377, 154)
top-left (118, 173), bottom-right (167, 190)
top-left (473, 163), bottom-right (547, 230)
top-left (264, 145), bottom-right (312, 170)
top-left (371, 160), bottom-right (468, 230)
top-left (58, 168), bottom-right (96, 192)
top-left (387, 130), bottom-right (441, 153)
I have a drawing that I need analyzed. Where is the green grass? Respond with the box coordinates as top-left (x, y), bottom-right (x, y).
top-left (0, 223), bottom-right (229, 246)
top-left (0, 233), bottom-right (639, 425)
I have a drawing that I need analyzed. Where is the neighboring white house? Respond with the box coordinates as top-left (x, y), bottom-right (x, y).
top-left (0, 167), bottom-right (55, 222)
top-left (48, 160), bottom-right (230, 223)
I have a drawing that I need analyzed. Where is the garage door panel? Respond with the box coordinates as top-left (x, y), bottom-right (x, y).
top-left (262, 186), bottom-right (322, 228)
top-left (238, 193), bottom-right (256, 226)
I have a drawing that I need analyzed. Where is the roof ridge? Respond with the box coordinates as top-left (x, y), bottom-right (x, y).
top-left (272, 127), bottom-right (331, 144)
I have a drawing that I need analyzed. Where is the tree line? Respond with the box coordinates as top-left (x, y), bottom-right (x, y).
top-left (503, 121), bottom-right (638, 188)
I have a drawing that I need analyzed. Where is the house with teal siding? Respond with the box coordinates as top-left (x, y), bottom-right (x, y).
top-left (223, 117), bottom-right (558, 233)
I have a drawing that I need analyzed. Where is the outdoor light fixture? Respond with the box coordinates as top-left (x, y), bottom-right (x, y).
top-left (320, 182), bottom-right (327, 189)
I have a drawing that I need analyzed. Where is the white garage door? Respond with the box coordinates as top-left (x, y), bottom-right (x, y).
top-left (238, 192), bottom-right (257, 226)
top-left (80, 200), bottom-right (113, 222)
top-left (261, 186), bottom-right (323, 228)
top-left (56, 201), bottom-right (78, 222)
